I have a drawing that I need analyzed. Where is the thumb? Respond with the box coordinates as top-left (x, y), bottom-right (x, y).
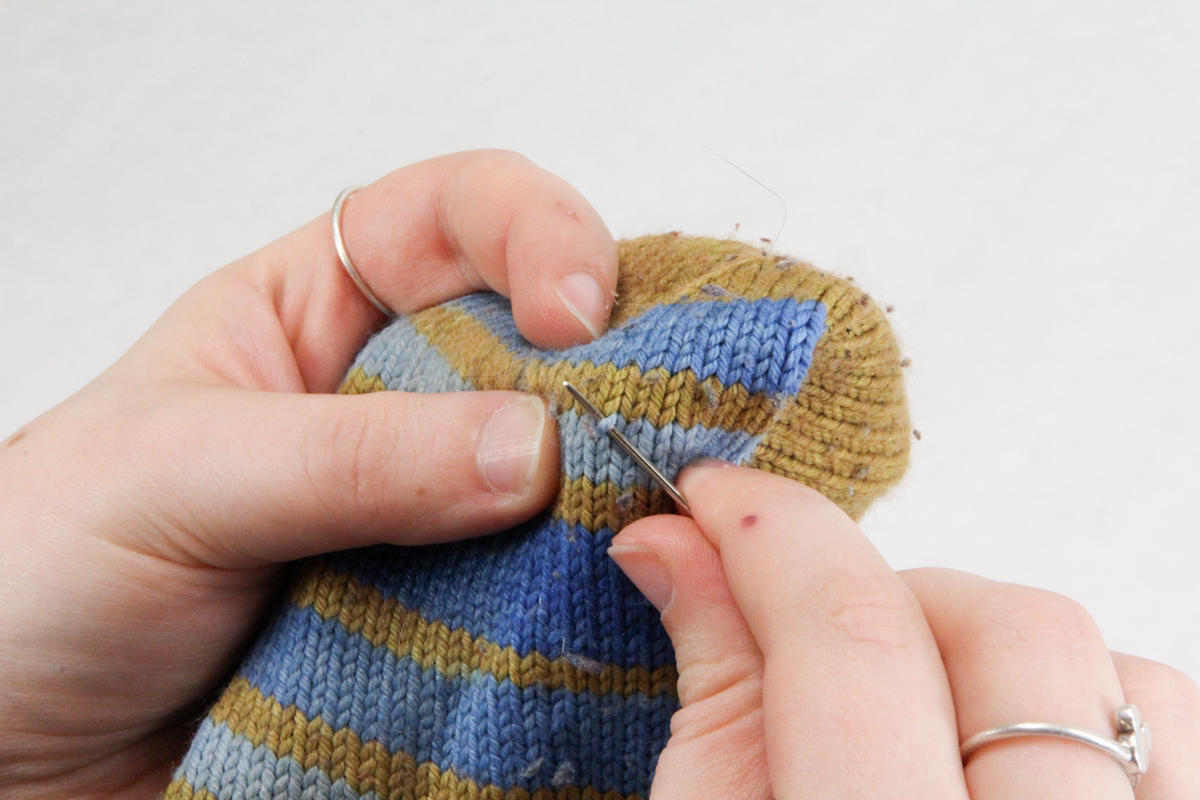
top-left (128, 387), bottom-right (560, 568)
top-left (609, 514), bottom-right (772, 800)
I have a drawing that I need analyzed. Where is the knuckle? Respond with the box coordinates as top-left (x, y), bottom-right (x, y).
top-left (1130, 660), bottom-right (1200, 728)
top-left (301, 400), bottom-right (405, 519)
top-left (805, 571), bottom-right (928, 650)
top-left (672, 654), bottom-right (764, 741)
top-left (973, 585), bottom-right (1105, 659)
top-left (676, 649), bottom-right (763, 709)
top-left (1159, 666), bottom-right (1200, 720)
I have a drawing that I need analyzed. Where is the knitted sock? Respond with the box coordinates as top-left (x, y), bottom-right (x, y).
top-left (166, 234), bottom-right (911, 800)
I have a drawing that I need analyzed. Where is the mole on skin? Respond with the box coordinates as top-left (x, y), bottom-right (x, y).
top-left (741, 514), bottom-right (758, 528)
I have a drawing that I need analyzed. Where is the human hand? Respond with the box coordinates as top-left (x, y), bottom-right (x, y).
top-left (609, 461), bottom-right (1200, 798)
top-left (0, 150), bottom-right (617, 798)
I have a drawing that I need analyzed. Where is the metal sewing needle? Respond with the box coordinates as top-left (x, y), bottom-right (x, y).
top-left (562, 381), bottom-right (690, 512)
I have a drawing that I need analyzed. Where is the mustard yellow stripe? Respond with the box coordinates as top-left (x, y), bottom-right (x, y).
top-left (291, 564), bottom-right (678, 699)
top-left (526, 362), bottom-right (778, 434)
top-left (753, 275), bottom-right (909, 521)
top-left (339, 368), bottom-right (387, 395)
top-left (550, 476), bottom-right (672, 534)
top-left (608, 236), bottom-right (757, 324)
top-left (610, 235), bottom-right (860, 327)
top-left (163, 778), bottom-right (212, 800)
top-left (165, 679), bottom-right (643, 800)
top-left (412, 303), bottom-right (527, 388)
top-left (410, 305), bottom-right (782, 435)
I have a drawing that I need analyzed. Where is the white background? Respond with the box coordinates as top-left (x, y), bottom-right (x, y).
top-left (2, 3), bottom-right (1198, 680)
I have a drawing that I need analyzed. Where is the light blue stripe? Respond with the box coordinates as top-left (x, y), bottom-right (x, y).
top-left (179, 715), bottom-right (662, 799)
top-left (558, 409), bottom-right (763, 487)
top-left (349, 315), bottom-right (472, 393)
top-left (178, 717), bottom-right (384, 800)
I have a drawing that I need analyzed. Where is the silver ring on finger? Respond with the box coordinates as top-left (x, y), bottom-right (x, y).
top-left (960, 704), bottom-right (1151, 788)
top-left (332, 186), bottom-right (395, 317)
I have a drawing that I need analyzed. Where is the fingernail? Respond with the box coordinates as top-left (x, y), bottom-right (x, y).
top-left (555, 272), bottom-right (607, 340)
top-left (688, 457), bottom-right (735, 470)
top-left (677, 457), bottom-right (735, 496)
top-left (608, 544), bottom-right (674, 612)
top-left (477, 396), bottom-right (547, 495)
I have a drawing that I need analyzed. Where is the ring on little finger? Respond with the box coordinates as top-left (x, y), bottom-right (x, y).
top-left (960, 704), bottom-right (1151, 788)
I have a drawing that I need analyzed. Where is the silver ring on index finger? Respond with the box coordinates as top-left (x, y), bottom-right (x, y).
top-left (333, 186), bottom-right (394, 317)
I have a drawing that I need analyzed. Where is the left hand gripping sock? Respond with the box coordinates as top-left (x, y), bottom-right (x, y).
top-left (165, 234), bottom-right (912, 800)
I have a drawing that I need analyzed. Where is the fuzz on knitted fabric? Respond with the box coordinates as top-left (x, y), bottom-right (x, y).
top-left (166, 234), bottom-right (911, 800)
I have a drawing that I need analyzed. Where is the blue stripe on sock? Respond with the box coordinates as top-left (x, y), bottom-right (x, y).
top-left (443, 292), bottom-right (825, 395)
top-left (233, 607), bottom-right (673, 795)
top-left (320, 519), bottom-right (672, 671)
top-left (350, 315), bottom-right (473, 393)
top-left (559, 410), bottom-right (763, 487)
top-left (179, 716), bottom-right (383, 800)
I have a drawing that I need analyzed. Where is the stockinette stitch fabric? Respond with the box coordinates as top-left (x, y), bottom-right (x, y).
top-left (165, 233), bottom-right (911, 800)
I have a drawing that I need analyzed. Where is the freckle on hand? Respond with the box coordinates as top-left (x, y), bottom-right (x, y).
top-left (741, 514), bottom-right (757, 528)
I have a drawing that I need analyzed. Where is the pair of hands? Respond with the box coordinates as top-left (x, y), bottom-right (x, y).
top-left (0, 151), bottom-right (1195, 799)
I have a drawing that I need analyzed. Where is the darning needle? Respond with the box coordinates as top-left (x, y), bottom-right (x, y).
top-left (562, 381), bottom-right (690, 512)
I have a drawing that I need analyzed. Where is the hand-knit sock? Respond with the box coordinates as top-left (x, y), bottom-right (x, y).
top-left (165, 234), bottom-right (911, 800)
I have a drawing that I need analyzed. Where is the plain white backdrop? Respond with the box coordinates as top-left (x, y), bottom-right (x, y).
top-left (2, 3), bottom-right (1198, 680)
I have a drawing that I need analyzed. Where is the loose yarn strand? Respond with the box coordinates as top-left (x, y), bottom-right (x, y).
top-left (702, 143), bottom-right (788, 255)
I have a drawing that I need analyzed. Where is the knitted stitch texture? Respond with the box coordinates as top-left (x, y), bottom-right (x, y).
top-left (165, 234), bottom-right (911, 800)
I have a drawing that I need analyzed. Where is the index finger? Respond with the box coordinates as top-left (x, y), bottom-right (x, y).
top-left (678, 462), bottom-right (968, 797)
top-left (248, 150), bottom-right (618, 391)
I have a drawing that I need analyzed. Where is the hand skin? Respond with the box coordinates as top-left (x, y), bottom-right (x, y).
top-left (0, 150), bottom-right (617, 799)
top-left (610, 463), bottom-right (1200, 799)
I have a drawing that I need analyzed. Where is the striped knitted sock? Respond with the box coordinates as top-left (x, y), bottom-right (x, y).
top-left (166, 234), bottom-right (911, 800)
